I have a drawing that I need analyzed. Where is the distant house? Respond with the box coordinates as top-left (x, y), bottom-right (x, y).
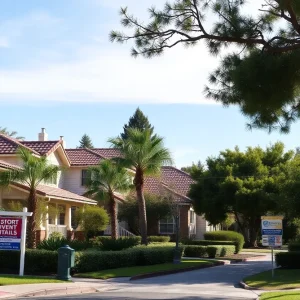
top-left (0, 128), bottom-right (215, 241)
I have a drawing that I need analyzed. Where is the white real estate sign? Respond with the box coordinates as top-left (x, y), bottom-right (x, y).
top-left (261, 216), bottom-right (283, 247)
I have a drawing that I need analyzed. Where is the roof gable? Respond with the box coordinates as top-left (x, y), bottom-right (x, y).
top-left (65, 148), bottom-right (103, 166)
top-left (21, 141), bottom-right (61, 156)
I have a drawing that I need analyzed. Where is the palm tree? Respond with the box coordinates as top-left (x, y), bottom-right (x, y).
top-left (0, 147), bottom-right (61, 248)
top-left (84, 160), bottom-right (132, 239)
top-left (0, 127), bottom-right (24, 140)
top-left (109, 129), bottom-right (173, 245)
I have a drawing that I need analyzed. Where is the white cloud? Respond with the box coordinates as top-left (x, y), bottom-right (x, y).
top-left (0, 42), bottom-right (221, 104)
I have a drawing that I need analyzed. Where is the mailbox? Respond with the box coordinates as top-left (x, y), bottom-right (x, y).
top-left (57, 245), bottom-right (75, 280)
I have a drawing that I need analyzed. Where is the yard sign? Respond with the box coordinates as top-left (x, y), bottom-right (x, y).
top-left (0, 208), bottom-right (33, 276)
top-left (261, 216), bottom-right (283, 247)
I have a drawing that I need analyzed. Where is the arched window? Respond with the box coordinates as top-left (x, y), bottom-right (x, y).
top-left (159, 216), bottom-right (175, 234)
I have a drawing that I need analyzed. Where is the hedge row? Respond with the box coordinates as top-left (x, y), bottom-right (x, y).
top-left (92, 236), bottom-right (141, 251)
top-left (204, 231), bottom-right (244, 253)
top-left (182, 240), bottom-right (236, 249)
top-left (0, 245), bottom-right (183, 274)
top-left (37, 238), bottom-right (92, 251)
top-left (275, 252), bottom-right (300, 269)
top-left (0, 250), bottom-right (58, 273)
top-left (148, 236), bottom-right (171, 243)
top-left (184, 245), bottom-right (235, 258)
top-left (75, 245), bottom-right (183, 272)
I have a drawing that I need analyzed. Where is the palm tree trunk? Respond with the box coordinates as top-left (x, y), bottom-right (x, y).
top-left (27, 188), bottom-right (37, 249)
top-left (109, 193), bottom-right (118, 240)
top-left (135, 168), bottom-right (147, 245)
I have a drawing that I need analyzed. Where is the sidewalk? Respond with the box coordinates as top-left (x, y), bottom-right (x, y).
top-left (0, 277), bottom-right (112, 299)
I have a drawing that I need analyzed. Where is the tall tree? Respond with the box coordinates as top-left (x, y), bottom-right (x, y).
top-left (181, 161), bottom-right (204, 180)
top-left (121, 108), bottom-right (154, 140)
top-left (0, 127), bottom-right (24, 140)
top-left (78, 134), bottom-right (94, 148)
top-left (84, 160), bottom-right (132, 239)
top-left (109, 128), bottom-right (173, 244)
top-left (111, 1), bottom-right (300, 132)
top-left (189, 142), bottom-right (292, 247)
top-left (0, 147), bottom-right (61, 248)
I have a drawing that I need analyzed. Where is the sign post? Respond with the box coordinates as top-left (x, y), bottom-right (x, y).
top-left (0, 208), bottom-right (33, 276)
top-left (261, 216), bottom-right (283, 278)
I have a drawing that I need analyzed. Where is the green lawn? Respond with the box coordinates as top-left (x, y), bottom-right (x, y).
top-left (75, 260), bottom-right (214, 279)
top-left (0, 275), bottom-right (64, 286)
top-left (260, 291), bottom-right (300, 300)
top-left (244, 269), bottom-right (300, 290)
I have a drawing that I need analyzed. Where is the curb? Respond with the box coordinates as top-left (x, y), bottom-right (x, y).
top-left (8, 286), bottom-right (99, 298)
top-left (239, 281), bottom-right (253, 290)
top-left (130, 261), bottom-right (225, 281)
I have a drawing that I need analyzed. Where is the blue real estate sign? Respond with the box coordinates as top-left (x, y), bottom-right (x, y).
top-left (0, 217), bottom-right (22, 250)
top-left (261, 216), bottom-right (283, 247)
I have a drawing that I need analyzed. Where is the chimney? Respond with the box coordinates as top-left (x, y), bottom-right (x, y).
top-left (60, 136), bottom-right (66, 149)
top-left (38, 128), bottom-right (48, 141)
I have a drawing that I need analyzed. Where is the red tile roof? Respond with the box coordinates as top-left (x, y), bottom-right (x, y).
top-left (21, 141), bottom-right (61, 156)
top-left (65, 148), bottom-right (103, 166)
top-left (11, 183), bottom-right (96, 204)
top-left (92, 148), bottom-right (122, 159)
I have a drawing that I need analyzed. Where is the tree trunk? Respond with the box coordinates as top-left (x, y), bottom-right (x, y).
top-left (134, 168), bottom-right (147, 245)
top-left (27, 188), bottom-right (37, 249)
top-left (248, 217), bottom-right (261, 248)
top-left (109, 193), bottom-right (118, 240)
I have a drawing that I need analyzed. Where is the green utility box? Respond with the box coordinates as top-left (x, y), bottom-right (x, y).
top-left (56, 245), bottom-right (75, 280)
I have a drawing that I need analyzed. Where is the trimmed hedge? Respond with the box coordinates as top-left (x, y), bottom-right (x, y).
top-left (182, 240), bottom-right (236, 247)
top-left (288, 242), bottom-right (300, 252)
top-left (93, 236), bottom-right (141, 251)
top-left (275, 252), bottom-right (300, 269)
top-left (75, 246), bottom-right (183, 272)
top-left (0, 250), bottom-right (58, 273)
top-left (184, 245), bottom-right (235, 258)
top-left (148, 236), bottom-right (171, 243)
top-left (204, 231), bottom-right (244, 253)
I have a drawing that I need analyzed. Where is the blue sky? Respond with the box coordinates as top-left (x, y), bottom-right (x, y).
top-left (0, 0), bottom-right (299, 168)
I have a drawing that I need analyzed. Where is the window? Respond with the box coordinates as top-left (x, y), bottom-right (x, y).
top-left (58, 205), bottom-right (65, 225)
top-left (81, 169), bottom-right (90, 186)
top-left (159, 216), bottom-right (175, 234)
top-left (190, 210), bottom-right (195, 224)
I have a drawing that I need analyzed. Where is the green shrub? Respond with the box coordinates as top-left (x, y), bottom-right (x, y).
top-left (75, 245), bottom-right (182, 272)
top-left (94, 236), bottom-right (141, 251)
top-left (288, 242), bottom-right (300, 252)
top-left (204, 231), bottom-right (244, 253)
top-left (37, 237), bottom-right (91, 251)
top-left (0, 250), bottom-right (58, 273)
top-left (181, 240), bottom-right (236, 247)
top-left (275, 252), bottom-right (300, 269)
top-left (48, 231), bottom-right (64, 239)
top-left (184, 245), bottom-right (235, 258)
top-left (148, 236), bottom-right (170, 243)
top-left (184, 246), bottom-right (207, 257)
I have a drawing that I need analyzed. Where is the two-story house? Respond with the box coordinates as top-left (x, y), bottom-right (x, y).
top-left (0, 129), bottom-right (214, 241)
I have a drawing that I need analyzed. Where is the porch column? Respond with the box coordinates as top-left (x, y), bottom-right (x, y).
top-left (54, 203), bottom-right (58, 225)
top-left (65, 204), bottom-right (72, 230)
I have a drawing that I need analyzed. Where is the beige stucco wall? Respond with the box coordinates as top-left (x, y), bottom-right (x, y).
top-left (62, 167), bottom-right (86, 196)
top-left (46, 151), bottom-right (63, 188)
top-left (0, 156), bottom-right (22, 166)
top-left (195, 214), bottom-right (207, 240)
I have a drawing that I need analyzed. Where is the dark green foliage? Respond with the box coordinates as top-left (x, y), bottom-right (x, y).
top-left (288, 242), bottom-right (300, 252)
top-left (111, 0), bottom-right (300, 132)
top-left (118, 193), bottom-right (171, 235)
top-left (93, 236), bottom-right (142, 251)
top-left (78, 134), bottom-right (94, 148)
top-left (275, 252), bottom-right (300, 269)
top-left (181, 161), bottom-right (204, 180)
top-left (181, 240), bottom-right (236, 247)
top-left (75, 246), bottom-right (182, 272)
top-left (148, 236), bottom-right (171, 243)
top-left (184, 246), bottom-right (207, 258)
top-left (204, 231), bottom-right (244, 253)
top-left (0, 250), bottom-right (58, 273)
top-left (37, 237), bottom-right (92, 251)
top-left (121, 108), bottom-right (154, 140)
top-left (190, 143), bottom-right (291, 247)
top-left (184, 245), bottom-right (235, 258)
